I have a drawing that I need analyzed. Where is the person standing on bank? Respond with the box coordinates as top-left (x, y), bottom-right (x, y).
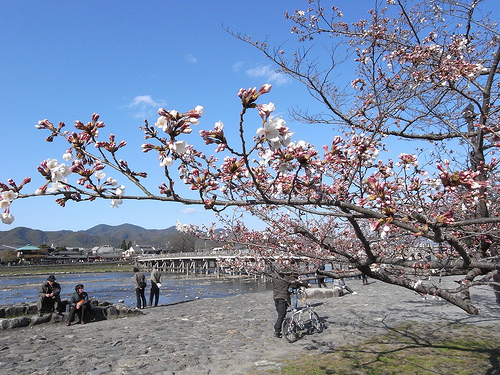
top-left (316, 264), bottom-right (328, 288)
top-left (272, 271), bottom-right (311, 338)
top-left (149, 265), bottom-right (161, 307)
top-left (37, 275), bottom-right (62, 316)
top-left (133, 267), bottom-right (147, 309)
top-left (66, 284), bottom-right (91, 326)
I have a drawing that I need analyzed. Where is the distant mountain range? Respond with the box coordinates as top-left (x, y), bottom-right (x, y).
top-left (0, 224), bottom-right (187, 249)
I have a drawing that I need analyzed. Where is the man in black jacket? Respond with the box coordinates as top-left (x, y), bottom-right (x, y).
top-left (272, 271), bottom-right (310, 338)
top-left (66, 284), bottom-right (91, 326)
top-left (37, 275), bottom-right (62, 316)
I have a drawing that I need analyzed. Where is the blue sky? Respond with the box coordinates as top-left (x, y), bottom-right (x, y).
top-left (1, 0), bottom-right (331, 232)
top-left (1, 1), bottom-right (499, 232)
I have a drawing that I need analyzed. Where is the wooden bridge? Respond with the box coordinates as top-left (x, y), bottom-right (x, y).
top-left (135, 250), bottom-right (257, 276)
top-left (135, 250), bottom-right (348, 278)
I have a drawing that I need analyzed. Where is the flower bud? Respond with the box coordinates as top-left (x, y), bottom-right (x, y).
top-left (259, 83), bottom-right (272, 94)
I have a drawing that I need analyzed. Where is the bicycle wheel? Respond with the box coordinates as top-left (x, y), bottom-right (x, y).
top-left (282, 317), bottom-right (299, 343)
top-left (310, 311), bottom-right (323, 333)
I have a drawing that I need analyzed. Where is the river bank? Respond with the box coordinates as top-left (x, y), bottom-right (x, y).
top-left (0, 262), bottom-right (134, 277)
top-left (0, 271), bottom-right (271, 307)
top-left (1, 276), bottom-right (499, 375)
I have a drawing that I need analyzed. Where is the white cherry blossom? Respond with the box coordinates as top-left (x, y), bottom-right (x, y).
top-left (110, 198), bottom-right (122, 208)
top-left (47, 181), bottom-right (66, 193)
top-left (214, 121), bottom-right (224, 131)
top-left (155, 116), bottom-right (169, 132)
top-left (1, 190), bottom-right (18, 202)
top-left (0, 199), bottom-right (11, 210)
top-left (115, 185), bottom-right (125, 197)
top-left (46, 159), bottom-right (59, 170)
top-left (1, 212), bottom-right (14, 224)
top-left (51, 163), bottom-right (72, 183)
top-left (105, 177), bottom-right (118, 186)
top-left (95, 171), bottom-right (106, 180)
top-left (172, 140), bottom-right (187, 154)
top-left (160, 156), bottom-right (173, 167)
top-left (256, 116), bottom-right (281, 142)
top-left (62, 152), bottom-right (73, 161)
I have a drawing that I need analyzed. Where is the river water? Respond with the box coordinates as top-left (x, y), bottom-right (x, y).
top-left (0, 272), bottom-right (272, 307)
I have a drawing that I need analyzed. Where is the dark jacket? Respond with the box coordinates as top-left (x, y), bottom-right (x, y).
top-left (272, 273), bottom-right (308, 300)
top-left (39, 281), bottom-right (61, 298)
top-left (134, 272), bottom-right (146, 289)
top-left (69, 291), bottom-right (89, 307)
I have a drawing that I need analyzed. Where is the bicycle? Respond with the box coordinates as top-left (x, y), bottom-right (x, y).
top-left (281, 287), bottom-right (323, 343)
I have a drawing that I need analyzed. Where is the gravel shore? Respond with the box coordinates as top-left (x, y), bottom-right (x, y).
top-left (1, 276), bottom-right (499, 375)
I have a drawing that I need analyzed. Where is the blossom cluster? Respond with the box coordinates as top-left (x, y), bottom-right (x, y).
top-left (0, 178), bottom-right (31, 224)
top-left (237, 84), bottom-right (271, 108)
top-left (387, 34), bottom-right (485, 85)
top-left (142, 106), bottom-right (203, 168)
top-left (219, 156), bottom-right (248, 182)
top-left (35, 158), bottom-right (73, 194)
top-left (95, 133), bottom-right (127, 153)
top-left (154, 105), bottom-right (204, 136)
top-left (396, 153), bottom-right (419, 170)
top-left (436, 159), bottom-right (487, 191)
top-left (183, 168), bottom-right (219, 193)
top-left (256, 114), bottom-right (293, 150)
top-left (0, 189), bottom-right (17, 224)
top-left (199, 121), bottom-right (227, 152)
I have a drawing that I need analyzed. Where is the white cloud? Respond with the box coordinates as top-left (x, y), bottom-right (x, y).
top-left (246, 64), bottom-right (291, 85)
top-left (180, 207), bottom-right (201, 215)
top-left (233, 61), bottom-right (244, 72)
top-left (130, 95), bottom-right (163, 108)
top-left (128, 95), bottom-right (166, 119)
top-left (185, 54), bottom-right (198, 63)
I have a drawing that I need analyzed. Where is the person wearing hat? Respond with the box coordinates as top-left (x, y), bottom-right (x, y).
top-left (149, 265), bottom-right (162, 307)
top-left (66, 284), bottom-right (91, 326)
top-left (37, 275), bottom-right (62, 316)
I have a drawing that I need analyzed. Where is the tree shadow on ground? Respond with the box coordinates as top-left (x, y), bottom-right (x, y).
top-left (316, 321), bottom-right (500, 375)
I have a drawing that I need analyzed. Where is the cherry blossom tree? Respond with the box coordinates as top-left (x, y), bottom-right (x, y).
top-left (1, 0), bottom-right (500, 314)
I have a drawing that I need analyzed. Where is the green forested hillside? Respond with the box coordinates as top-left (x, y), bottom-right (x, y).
top-left (0, 224), bottom-right (181, 249)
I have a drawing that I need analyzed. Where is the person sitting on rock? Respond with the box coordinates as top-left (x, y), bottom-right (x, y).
top-left (333, 278), bottom-right (357, 295)
top-left (66, 284), bottom-right (91, 326)
top-left (37, 275), bottom-right (62, 316)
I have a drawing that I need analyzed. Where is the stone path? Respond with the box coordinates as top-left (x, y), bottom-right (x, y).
top-left (0, 276), bottom-right (499, 375)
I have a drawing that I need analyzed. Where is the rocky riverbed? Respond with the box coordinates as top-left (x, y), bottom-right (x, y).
top-left (0, 277), bottom-right (499, 375)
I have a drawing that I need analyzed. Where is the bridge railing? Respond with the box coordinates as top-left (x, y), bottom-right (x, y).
top-left (137, 249), bottom-right (257, 259)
